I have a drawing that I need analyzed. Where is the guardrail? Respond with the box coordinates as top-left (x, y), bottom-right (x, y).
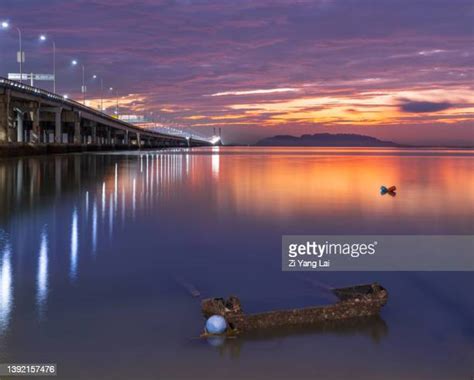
top-left (0, 77), bottom-right (212, 143)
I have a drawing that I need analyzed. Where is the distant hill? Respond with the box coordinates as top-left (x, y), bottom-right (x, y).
top-left (255, 133), bottom-right (399, 147)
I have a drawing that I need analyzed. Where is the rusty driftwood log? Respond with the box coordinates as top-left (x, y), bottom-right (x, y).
top-left (201, 283), bottom-right (388, 335)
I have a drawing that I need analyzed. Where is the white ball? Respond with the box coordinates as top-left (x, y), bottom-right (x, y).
top-left (205, 315), bottom-right (227, 334)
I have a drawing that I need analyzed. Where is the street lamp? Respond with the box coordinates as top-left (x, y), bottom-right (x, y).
top-left (109, 87), bottom-right (119, 117)
top-left (39, 34), bottom-right (57, 93)
top-left (91, 75), bottom-right (105, 111)
top-left (99, 77), bottom-right (104, 112)
top-left (2, 21), bottom-right (24, 84)
top-left (72, 60), bottom-right (86, 105)
top-left (100, 78), bottom-right (104, 112)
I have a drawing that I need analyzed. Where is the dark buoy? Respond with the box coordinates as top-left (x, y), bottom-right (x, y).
top-left (380, 185), bottom-right (397, 196)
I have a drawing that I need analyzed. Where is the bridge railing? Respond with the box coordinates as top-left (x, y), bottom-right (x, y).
top-left (0, 77), bottom-right (211, 143)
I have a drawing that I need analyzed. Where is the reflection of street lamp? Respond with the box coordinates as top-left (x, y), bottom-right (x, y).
top-left (2, 21), bottom-right (24, 84)
top-left (39, 34), bottom-right (57, 93)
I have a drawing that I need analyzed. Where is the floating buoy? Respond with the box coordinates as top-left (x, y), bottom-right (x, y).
top-left (380, 185), bottom-right (397, 196)
top-left (205, 315), bottom-right (227, 335)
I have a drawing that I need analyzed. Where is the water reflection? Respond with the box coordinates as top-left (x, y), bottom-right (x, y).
top-left (0, 148), bottom-right (471, 379)
top-left (114, 163), bottom-right (118, 209)
top-left (92, 201), bottom-right (98, 254)
top-left (101, 182), bottom-right (106, 219)
top-left (108, 195), bottom-right (114, 238)
top-left (85, 191), bottom-right (89, 219)
top-left (0, 243), bottom-right (12, 334)
top-left (37, 228), bottom-right (49, 317)
top-left (212, 146), bottom-right (220, 178)
top-left (70, 208), bottom-right (78, 281)
top-left (211, 151), bottom-right (474, 223)
top-left (132, 177), bottom-right (136, 216)
top-left (208, 315), bottom-right (389, 359)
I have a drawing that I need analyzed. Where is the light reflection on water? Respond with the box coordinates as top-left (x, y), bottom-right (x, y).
top-left (0, 244), bottom-right (12, 335)
top-left (92, 201), bottom-right (98, 253)
top-left (70, 208), bottom-right (78, 281)
top-left (0, 147), bottom-right (472, 379)
top-left (36, 228), bottom-right (48, 318)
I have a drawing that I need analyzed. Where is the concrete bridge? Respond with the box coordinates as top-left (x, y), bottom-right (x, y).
top-left (0, 77), bottom-right (211, 153)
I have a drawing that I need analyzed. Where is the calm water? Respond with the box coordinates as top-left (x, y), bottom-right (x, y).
top-left (0, 147), bottom-right (472, 379)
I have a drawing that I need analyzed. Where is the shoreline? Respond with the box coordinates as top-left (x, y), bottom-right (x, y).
top-left (1, 144), bottom-right (472, 159)
top-left (0, 143), bottom-right (168, 158)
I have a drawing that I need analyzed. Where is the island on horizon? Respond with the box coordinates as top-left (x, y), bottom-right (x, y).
top-left (255, 133), bottom-right (400, 147)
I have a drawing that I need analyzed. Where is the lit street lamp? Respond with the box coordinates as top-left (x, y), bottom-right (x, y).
top-left (2, 21), bottom-right (24, 84)
top-left (72, 60), bottom-right (86, 104)
top-left (92, 75), bottom-right (106, 112)
top-left (39, 34), bottom-right (57, 93)
top-left (101, 78), bottom-right (104, 111)
top-left (99, 77), bottom-right (104, 112)
top-left (109, 87), bottom-right (119, 116)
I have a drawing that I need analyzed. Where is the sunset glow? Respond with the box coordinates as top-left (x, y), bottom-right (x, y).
top-left (0, 0), bottom-right (472, 145)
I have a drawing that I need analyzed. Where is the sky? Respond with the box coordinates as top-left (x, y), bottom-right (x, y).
top-left (0, 0), bottom-right (473, 145)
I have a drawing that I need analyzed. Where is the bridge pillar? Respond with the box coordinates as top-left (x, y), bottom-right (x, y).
top-left (0, 91), bottom-right (12, 143)
top-left (73, 112), bottom-right (81, 144)
top-left (137, 132), bottom-right (141, 148)
top-left (55, 109), bottom-right (62, 143)
top-left (16, 111), bottom-right (24, 143)
top-left (124, 131), bottom-right (129, 145)
top-left (106, 127), bottom-right (112, 145)
top-left (91, 122), bottom-right (98, 144)
top-left (30, 103), bottom-right (40, 143)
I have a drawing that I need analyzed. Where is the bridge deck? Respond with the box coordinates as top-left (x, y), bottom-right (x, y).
top-left (0, 77), bottom-right (210, 148)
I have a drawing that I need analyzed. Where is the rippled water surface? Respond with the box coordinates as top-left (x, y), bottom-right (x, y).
top-left (0, 147), bottom-right (472, 379)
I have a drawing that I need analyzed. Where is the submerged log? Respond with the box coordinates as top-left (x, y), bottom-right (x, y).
top-left (201, 283), bottom-right (388, 335)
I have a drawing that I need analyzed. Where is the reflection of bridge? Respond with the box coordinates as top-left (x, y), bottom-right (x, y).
top-left (0, 77), bottom-right (212, 150)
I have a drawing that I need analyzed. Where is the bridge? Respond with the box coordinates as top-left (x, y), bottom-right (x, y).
top-left (0, 77), bottom-right (213, 152)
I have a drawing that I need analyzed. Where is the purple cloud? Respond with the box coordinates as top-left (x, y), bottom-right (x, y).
top-left (399, 99), bottom-right (453, 113)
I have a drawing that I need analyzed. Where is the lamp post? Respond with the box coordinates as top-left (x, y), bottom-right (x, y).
top-left (92, 75), bottom-right (104, 112)
top-left (100, 78), bottom-right (104, 111)
top-left (39, 35), bottom-right (56, 93)
top-left (82, 64), bottom-right (85, 105)
top-left (109, 87), bottom-right (118, 117)
top-left (2, 21), bottom-right (24, 84)
top-left (72, 60), bottom-right (86, 105)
